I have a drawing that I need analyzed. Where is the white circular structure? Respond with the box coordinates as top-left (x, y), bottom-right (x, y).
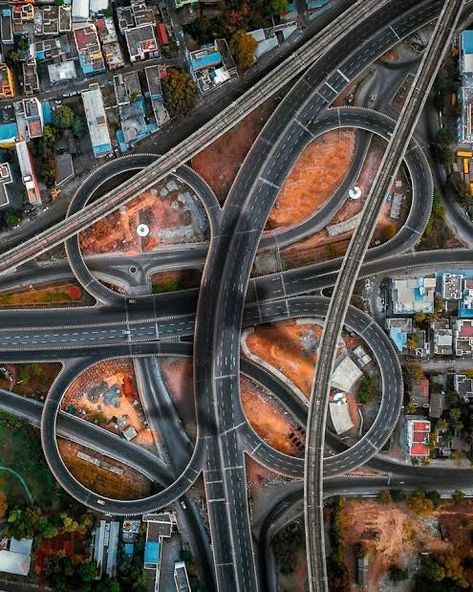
top-left (348, 186), bottom-right (362, 200)
top-left (137, 223), bottom-right (150, 237)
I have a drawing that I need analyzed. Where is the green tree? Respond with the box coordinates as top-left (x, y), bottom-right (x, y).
top-left (357, 376), bottom-right (377, 405)
top-left (78, 561), bottom-right (99, 583)
top-left (162, 68), bottom-right (196, 116)
top-left (4, 210), bottom-right (21, 229)
top-left (53, 105), bottom-right (75, 129)
top-left (230, 29), bottom-right (258, 71)
top-left (271, 0), bottom-right (288, 13)
top-left (42, 125), bottom-right (57, 146)
top-left (72, 116), bottom-right (86, 137)
top-left (17, 38), bottom-right (29, 52)
top-left (389, 565), bottom-right (409, 582)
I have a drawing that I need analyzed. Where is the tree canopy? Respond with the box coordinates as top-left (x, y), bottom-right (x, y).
top-left (162, 68), bottom-right (196, 116)
top-left (230, 29), bottom-right (258, 71)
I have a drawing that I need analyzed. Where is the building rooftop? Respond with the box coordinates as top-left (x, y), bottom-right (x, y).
top-left (81, 84), bottom-right (112, 158)
top-left (0, 162), bottom-right (12, 209)
top-left (15, 140), bottom-right (41, 205)
top-left (411, 377), bottom-right (429, 408)
top-left (442, 273), bottom-right (463, 300)
top-left (0, 539), bottom-right (33, 576)
top-left (73, 25), bottom-right (106, 75)
top-left (124, 24), bottom-right (158, 62)
top-left (391, 275), bottom-right (436, 315)
top-left (48, 60), bottom-right (77, 84)
top-left (406, 417), bottom-right (430, 457)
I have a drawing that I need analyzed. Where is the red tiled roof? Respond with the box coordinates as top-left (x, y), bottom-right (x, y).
top-left (465, 279), bottom-right (473, 289)
top-left (459, 323), bottom-right (473, 337)
top-left (410, 442), bottom-right (429, 456)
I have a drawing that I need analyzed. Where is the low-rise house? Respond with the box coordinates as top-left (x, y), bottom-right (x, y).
top-left (0, 162), bottom-right (13, 209)
top-left (431, 319), bottom-right (453, 356)
top-left (0, 63), bottom-right (15, 98)
top-left (429, 390), bottom-right (445, 419)
top-left (0, 538), bottom-right (33, 576)
top-left (81, 83), bottom-right (113, 158)
top-left (410, 377), bottom-right (429, 409)
top-left (22, 59), bottom-right (40, 96)
top-left (15, 140), bottom-right (42, 205)
top-left (145, 65), bottom-right (170, 126)
top-left (442, 272), bottom-right (463, 300)
top-left (454, 318), bottom-right (473, 356)
top-left (407, 328), bottom-right (430, 358)
top-left (174, 561), bottom-right (191, 591)
top-left (48, 61), bottom-right (77, 84)
top-left (189, 40), bottom-right (237, 93)
top-left (96, 17), bottom-right (124, 70)
top-left (124, 24), bottom-right (159, 62)
top-left (386, 317), bottom-right (412, 352)
top-left (390, 275), bottom-right (436, 315)
top-left (454, 373), bottom-right (473, 402)
top-left (0, 6), bottom-right (13, 47)
top-left (405, 416), bottom-right (431, 458)
top-left (15, 98), bottom-right (43, 141)
top-left (460, 278), bottom-right (473, 316)
top-left (74, 25), bottom-right (106, 76)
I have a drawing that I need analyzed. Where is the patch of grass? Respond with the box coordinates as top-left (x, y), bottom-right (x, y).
top-left (0, 421), bottom-right (56, 508)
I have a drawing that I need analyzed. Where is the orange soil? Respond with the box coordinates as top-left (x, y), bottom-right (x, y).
top-left (0, 282), bottom-right (90, 308)
top-left (79, 180), bottom-right (203, 256)
top-left (341, 499), bottom-right (463, 589)
top-left (191, 99), bottom-right (276, 203)
top-left (267, 130), bottom-right (356, 229)
top-left (62, 359), bottom-right (155, 450)
top-left (59, 439), bottom-right (152, 500)
top-left (241, 375), bottom-right (303, 456)
top-left (160, 357), bottom-right (196, 438)
top-left (245, 321), bottom-right (324, 397)
top-left (280, 138), bottom-right (408, 269)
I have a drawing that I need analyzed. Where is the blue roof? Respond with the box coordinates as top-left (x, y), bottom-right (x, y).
top-left (463, 31), bottom-right (473, 55)
top-left (35, 50), bottom-right (46, 61)
top-left (0, 122), bottom-right (17, 141)
top-left (41, 101), bottom-right (53, 125)
top-left (93, 142), bottom-right (112, 156)
top-left (307, 0), bottom-right (327, 8)
top-left (124, 543), bottom-right (134, 556)
top-left (191, 51), bottom-right (222, 72)
top-left (144, 541), bottom-right (160, 565)
top-left (389, 328), bottom-right (407, 352)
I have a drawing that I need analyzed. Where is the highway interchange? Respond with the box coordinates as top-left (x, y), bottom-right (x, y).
top-left (1, 0), bottom-right (473, 591)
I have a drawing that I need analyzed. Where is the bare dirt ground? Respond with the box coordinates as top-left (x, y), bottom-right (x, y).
top-left (342, 499), bottom-right (473, 591)
top-left (160, 356), bottom-right (302, 454)
top-left (160, 357), bottom-right (196, 440)
top-left (59, 439), bottom-right (152, 500)
top-left (280, 137), bottom-right (409, 269)
top-left (241, 375), bottom-right (303, 456)
top-left (245, 321), bottom-right (324, 397)
top-left (246, 457), bottom-right (290, 497)
top-left (0, 363), bottom-right (62, 399)
top-left (191, 99), bottom-right (276, 203)
top-left (79, 177), bottom-right (207, 256)
top-left (62, 359), bottom-right (154, 450)
top-left (266, 130), bottom-right (356, 229)
top-left (278, 549), bottom-right (308, 592)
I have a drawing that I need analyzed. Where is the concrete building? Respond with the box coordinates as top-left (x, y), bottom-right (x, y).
top-left (458, 30), bottom-right (473, 144)
top-left (0, 63), bottom-right (14, 98)
top-left (432, 327), bottom-right (453, 356)
top-left (93, 520), bottom-right (120, 577)
top-left (386, 317), bottom-right (413, 352)
top-left (189, 40), bottom-right (237, 93)
top-left (72, 0), bottom-right (89, 22)
top-left (454, 318), bottom-right (473, 356)
top-left (442, 273), bottom-right (463, 300)
top-left (96, 17), bottom-right (124, 70)
top-left (145, 65), bottom-right (170, 126)
top-left (405, 417), bottom-right (431, 458)
top-left (125, 24), bottom-right (159, 62)
top-left (74, 25), bottom-right (106, 76)
top-left (390, 275), bottom-right (436, 315)
top-left (81, 83), bottom-right (112, 158)
top-left (0, 162), bottom-right (13, 209)
top-left (454, 374), bottom-right (473, 402)
top-left (15, 140), bottom-right (41, 205)
top-left (410, 377), bottom-right (429, 409)
top-left (22, 59), bottom-right (39, 96)
top-left (461, 278), bottom-right (473, 315)
top-left (174, 561), bottom-right (191, 591)
top-left (48, 61), bottom-right (77, 84)
top-left (15, 98), bottom-right (43, 141)
top-left (429, 391), bottom-right (445, 419)
top-left (0, 6), bottom-right (13, 46)
top-left (0, 538), bottom-right (33, 576)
